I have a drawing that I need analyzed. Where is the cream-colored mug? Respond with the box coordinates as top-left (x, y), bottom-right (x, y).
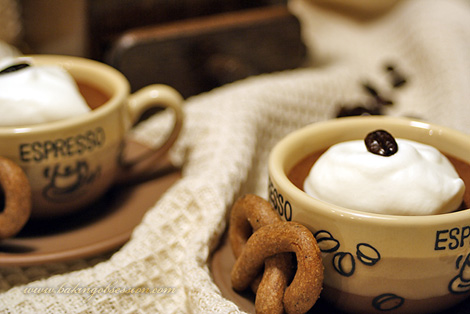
top-left (0, 55), bottom-right (183, 218)
top-left (268, 116), bottom-right (470, 313)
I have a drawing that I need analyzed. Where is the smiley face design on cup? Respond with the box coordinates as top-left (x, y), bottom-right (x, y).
top-left (449, 252), bottom-right (470, 294)
top-left (42, 160), bottom-right (101, 203)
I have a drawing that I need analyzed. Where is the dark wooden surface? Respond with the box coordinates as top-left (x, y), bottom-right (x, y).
top-left (87, 0), bottom-right (288, 61)
top-left (105, 5), bottom-right (306, 98)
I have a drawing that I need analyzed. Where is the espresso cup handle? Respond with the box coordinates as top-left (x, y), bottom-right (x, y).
top-left (118, 84), bottom-right (184, 179)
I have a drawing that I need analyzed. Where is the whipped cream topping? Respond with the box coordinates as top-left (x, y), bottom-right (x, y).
top-left (0, 57), bottom-right (90, 126)
top-left (304, 138), bottom-right (465, 215)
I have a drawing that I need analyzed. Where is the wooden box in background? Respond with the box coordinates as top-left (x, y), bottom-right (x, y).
top-left (105, 5), bottom-right (306, 97)
top-left (22, 0), bottom-right (305, 98)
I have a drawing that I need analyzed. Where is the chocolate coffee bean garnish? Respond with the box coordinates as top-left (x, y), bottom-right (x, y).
top-left (385, 64), bottom-right (407, 88)
top-left (335, 61), bottom-right (409, 118)
top-left (0, 63), bottom-right (30, 75)
top-left (362, 82), bottom-right (393, 106)
top-left (365, 130), bottom-right (398, 157)
top-left (336, 105), bottom-right (381, 118)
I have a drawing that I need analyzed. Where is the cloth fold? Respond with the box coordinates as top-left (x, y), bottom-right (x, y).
top-left (1, 0), bottom-right (470, 313)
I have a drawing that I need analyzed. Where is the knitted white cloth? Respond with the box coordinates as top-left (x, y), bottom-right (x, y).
top-left (1, 0), bottom-right (470, 313)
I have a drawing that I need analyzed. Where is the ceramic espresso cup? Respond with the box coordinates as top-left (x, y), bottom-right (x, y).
top-left (268, 116), bottom-right (470, 314)
top-left (0, 55), bottom-right (184, 218)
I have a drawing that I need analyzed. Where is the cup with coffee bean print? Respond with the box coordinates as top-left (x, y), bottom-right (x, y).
top-left (268, 116), bottom-right (470, 313)
top-left (0, 55), bottom-right (184, 219)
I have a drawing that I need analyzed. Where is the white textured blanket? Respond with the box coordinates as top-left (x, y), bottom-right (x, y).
top-left (1, 0), bottom-right (470, 313)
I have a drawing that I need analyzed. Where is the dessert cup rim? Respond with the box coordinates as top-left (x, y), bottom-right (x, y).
top-left (268, 116), bottom-right (470, 226)
top-left (0, 54), bottom-right (129, 134)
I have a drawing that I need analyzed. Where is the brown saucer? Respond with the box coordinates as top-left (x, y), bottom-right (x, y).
top-left (0, 166), bottom-right (181, 267)
top-left (210, 233), bottom-right (470, 314)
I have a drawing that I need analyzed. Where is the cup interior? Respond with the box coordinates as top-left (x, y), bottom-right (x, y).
top-left (0, 55), bottom-right (130, 134)
top-left (269, 116), bottom-right (470, 224)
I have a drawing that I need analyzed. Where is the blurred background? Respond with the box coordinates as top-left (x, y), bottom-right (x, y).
top-left (3, 0), bottom-right (307, 98)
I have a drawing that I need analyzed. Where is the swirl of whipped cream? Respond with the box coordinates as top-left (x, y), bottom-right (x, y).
top-left (304, 139), bottom-right (465, 215)
top-left (0, 57), bottom-right (90, 126)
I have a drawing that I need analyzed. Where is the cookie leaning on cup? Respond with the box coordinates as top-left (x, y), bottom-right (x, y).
top-left (230, 194), bottom-right (295, 314)
top-left (0, 156), bottom-right (31, 239)
top-left (229, 194), bottom-right (324, 314)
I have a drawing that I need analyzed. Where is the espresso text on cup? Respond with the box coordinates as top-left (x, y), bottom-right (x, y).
top-left (435, 226), bottom-right (470, 251)
top-left (19, 127), bottom-right (105, 163)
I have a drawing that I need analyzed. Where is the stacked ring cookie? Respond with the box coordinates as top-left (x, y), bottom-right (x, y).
top-left (0, 156), bottom-right (32, 239)
top-left (229, 194), bottom-right (324, 314)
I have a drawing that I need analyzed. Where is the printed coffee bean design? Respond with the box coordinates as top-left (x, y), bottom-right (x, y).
top-left (372, 293), bottom-right (405, 311)
top-left (314, 230), bottom-right (340, 253)
top-left (315, 230), bottom-right (407, 311)
top-left (333, 252), bottom-right (355, 277)
top-left (314, 230), bottom-right (382, 275)
top-left (356, 243), bottom-right (381, 266)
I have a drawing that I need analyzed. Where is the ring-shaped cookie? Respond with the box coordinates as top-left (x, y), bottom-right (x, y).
top-left (229, 194), bottom-right (281, 257)
top-left (229, 194), bottom-right (294, 314)
top-left (0, 156), bottom-right (32, 239)
top-left (231, 221), bottom-right (324, 314)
